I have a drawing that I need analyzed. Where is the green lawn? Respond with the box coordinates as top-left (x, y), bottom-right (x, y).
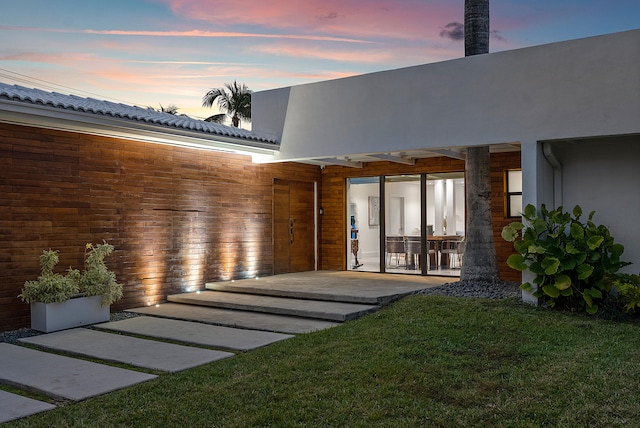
top-left (8, 295), bottom-right (640, 427)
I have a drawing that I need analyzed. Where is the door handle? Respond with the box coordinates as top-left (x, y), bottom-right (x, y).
top-left (289, 218), bottom-right (295, 244)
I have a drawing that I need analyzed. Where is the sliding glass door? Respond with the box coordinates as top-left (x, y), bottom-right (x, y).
top-left (346, 177), bottom-right (380, 272)
top-left (426, 172), bottom-right (465, 275)
top-left (384, 175), bottom-right (421, 274)
top-left (346, 172), bottom-right (465, 277)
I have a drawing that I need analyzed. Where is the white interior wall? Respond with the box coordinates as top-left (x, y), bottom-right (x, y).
top-left (348, 182), bottom-right (380, 259)
top-left (454, 179), bottom-right (466, 234)
top-left (385, 181), bottom-right (421, 236)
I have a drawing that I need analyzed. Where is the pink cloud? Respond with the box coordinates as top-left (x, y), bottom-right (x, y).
top-left (0, 25), bottom-right (370, 43)
top-left (157, 0), bottom-right (460, 40)
top-left (1, 52), bottom-right (101, 65)
top-left (250, 43), bottom-right (396, 64)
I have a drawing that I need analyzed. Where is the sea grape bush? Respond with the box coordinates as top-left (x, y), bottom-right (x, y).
top-left (502, 204), bottom-right (630, 315)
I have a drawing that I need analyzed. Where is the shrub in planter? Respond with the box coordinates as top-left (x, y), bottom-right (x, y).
top-left (20, 241), bottom-right (123, 306)
top-left (68, 242), bottom-right (123, 306)
top-left (502, 204), bottom-right (631, 315)
top-left (19, 250), bottom-right (80, 304)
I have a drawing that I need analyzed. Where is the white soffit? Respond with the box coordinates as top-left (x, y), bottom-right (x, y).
top-left (255, 144), bottom-right (520, 167)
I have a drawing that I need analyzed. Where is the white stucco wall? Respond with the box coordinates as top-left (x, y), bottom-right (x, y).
top-left (253, 29), bottom-right (640, 162)
top-left (550, 136), bottom-right (640, 272)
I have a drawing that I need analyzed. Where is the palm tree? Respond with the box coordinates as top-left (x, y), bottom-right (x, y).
top-left (159, 104), bottom-right (179, 115)
top-left (464, 0), bottom-right (489, 56)
top-left (202, 81), bottom-right (252, 127)
top-left (147, 104), bottom-right (179, 115)
top-left (460, 0), bottom-right (500, 283)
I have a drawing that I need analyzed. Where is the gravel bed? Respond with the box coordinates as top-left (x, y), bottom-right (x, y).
top-left (0, 311), bottom-right (141, 345)
top-left (419, 280), bottom-right (521, 299)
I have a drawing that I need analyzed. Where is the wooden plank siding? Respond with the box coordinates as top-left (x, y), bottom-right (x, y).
top-left (0, 123), bottom-right (321, 331)
top-left (319, 152), bottom-right (522, 282)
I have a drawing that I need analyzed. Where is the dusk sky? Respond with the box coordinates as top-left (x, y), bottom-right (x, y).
top-left (1, 0), bottom-right (638, 123)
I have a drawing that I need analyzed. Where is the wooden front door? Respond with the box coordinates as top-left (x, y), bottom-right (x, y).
top-left (273, 179), bottom-right (315, 274)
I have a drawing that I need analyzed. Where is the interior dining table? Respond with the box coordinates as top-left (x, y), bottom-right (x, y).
top-left (404, 235), bottom-right (463, 270)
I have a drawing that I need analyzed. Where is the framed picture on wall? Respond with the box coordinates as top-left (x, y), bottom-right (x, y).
top-left (368, 196), bottom-right (380, 226)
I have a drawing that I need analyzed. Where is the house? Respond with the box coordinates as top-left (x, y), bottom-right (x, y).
top-left (1, 29), bottom-right (638, 331)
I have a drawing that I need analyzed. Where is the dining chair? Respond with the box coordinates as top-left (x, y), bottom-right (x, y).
top-left (385, 236), bottom-right (405, 268)
top-left (441, 237), bottom-right (464, 269)
top-left (404, 237), bottom-right (421, 270)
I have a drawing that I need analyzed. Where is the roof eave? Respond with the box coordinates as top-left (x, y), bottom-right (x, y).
top-left (0, 99), bottom-right (280, 156)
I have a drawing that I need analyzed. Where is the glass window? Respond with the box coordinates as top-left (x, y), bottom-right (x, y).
top-left (506, 170), bottom-right (523, 217)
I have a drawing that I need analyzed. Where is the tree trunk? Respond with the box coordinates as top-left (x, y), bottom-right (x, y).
top-left (461, 146), bottom-right (499, 281)
top-left (461, 0), bottom-right (499, 282)
top-left (465, 0), bottom-right (489, 56)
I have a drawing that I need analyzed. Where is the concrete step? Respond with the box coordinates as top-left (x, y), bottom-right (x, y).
top-left (96, 317), bottom-right (293, 351)
top-left (167, 290), bottom-right (380, 322)
top-left (127, 303), bottom-right (339, 334)
top-left (205, 281), bottom-right (381, 304)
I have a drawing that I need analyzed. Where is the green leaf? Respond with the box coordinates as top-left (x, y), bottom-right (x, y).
top-left (529, 261), bottom-right (545, 275)
top-left (542, 284), bottom-right (560, 298)
top-left (514, 239), bottom-right (530, 254)
top-left (541, 257), bottom-right (560, 275)
top-left (533, 218), bottom-right (548, 235)
top-left (565, 242), bottom-right (580, 254)
top-left (501, 223), bottom-right (523, 242)
top-left (611, 243), bottom-right (625, 257)
top-left (585, 287), bottom-right (603, 299)
top-left (575, 252), bottom-right (587, 265)
top-left (554, 274), bottom-right (572, 290)
top-left (560, 258), bottom-right (576, 271)
top-left (524, 204), bottom-right (537, 219)
top-left (577, 263), bottom-right (594, 280)
top-left (570, 223), bottom-right (584, 240)
top-left (586, 303), bottom-right (598, 315)
top-left (583, 293), bottom-right (593, 307)
top-left (573, 205), bottom-right (583, 218)
top-left (560, 288), bottom-right (574, 296)
top-left (587, 236), bottom-right (604, 250)
top-left (520, 282), bottom-right (532, 291)
top-left (528, 244), bottom-right (547, 255)
top-left (507, 254), bottom-right (528, 271)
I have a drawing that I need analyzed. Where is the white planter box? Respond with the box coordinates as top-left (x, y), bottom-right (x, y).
top-left (30, 295), bottom-right (110, 333)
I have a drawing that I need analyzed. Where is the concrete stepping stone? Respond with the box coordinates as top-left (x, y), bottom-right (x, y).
top-left (0, 390), bottom-right (56, 423)
top-left (20, 328), bottom-right (234, 373)
top-left (128, 303), bottom-right (339, 334)
top-left (0, 343), bottom-right (156, 401)
top-left (96, 316), bottom-right (293, 351)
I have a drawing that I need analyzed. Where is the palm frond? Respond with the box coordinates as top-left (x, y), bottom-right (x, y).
top-left (204, 114), bottom-right (227, 124)
top-left (202, 80), bottom-right (252, 126)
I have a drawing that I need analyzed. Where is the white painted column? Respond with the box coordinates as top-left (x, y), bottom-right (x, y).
top-left (520, 140), bottom-right (556, 304)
